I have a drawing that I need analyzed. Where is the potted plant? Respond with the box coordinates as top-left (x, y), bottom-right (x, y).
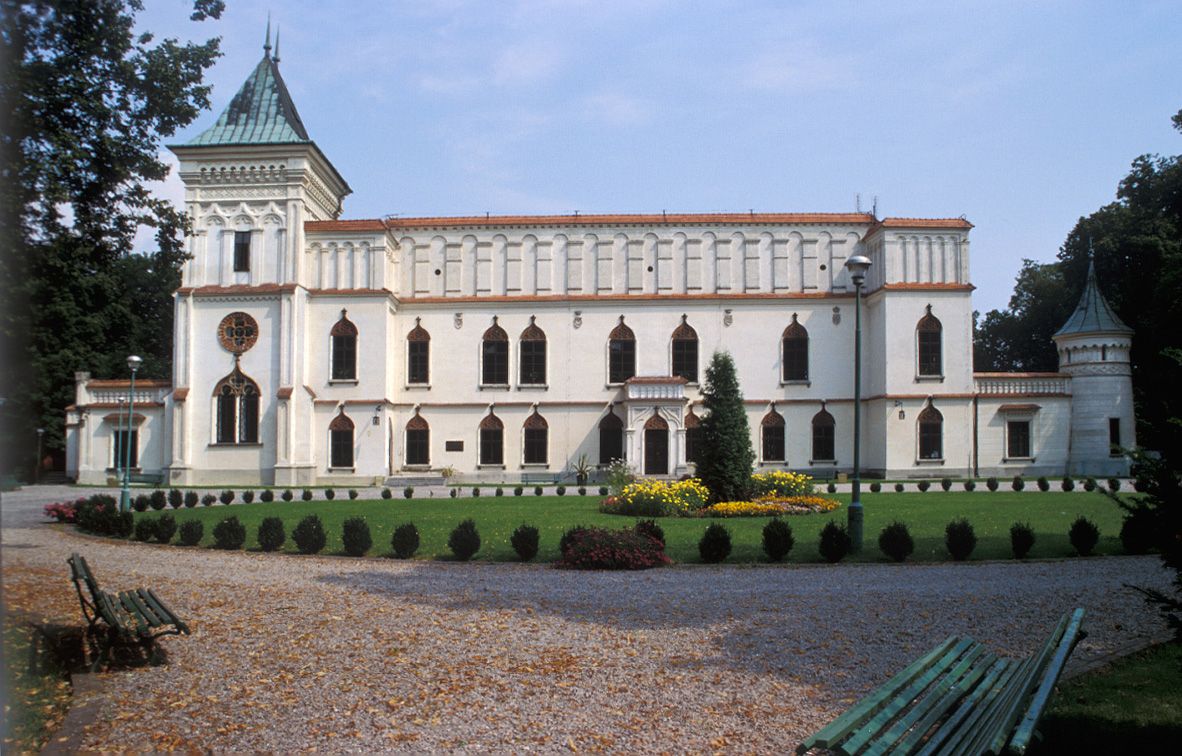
top-left (573, 453), bottom-right (592, 487)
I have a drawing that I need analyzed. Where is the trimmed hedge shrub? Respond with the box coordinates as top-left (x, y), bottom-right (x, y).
top-left (514, 486), bottom-right (524, 496)
top-left (986, 477), bottom-right (999, 492)
top-left (257, 517), bottom-right (286, 552)
top-left (1036, 477), bottom-right (1050, 492)
top-left (448, 519), bottom-right (481, 561)
top-left (556, 485), bottom-right (566, 496)
top-left (1010, 522), bottom-right (1035, 559)
top-left (940, 477), bottom-right (952, 492)
top-left (281, 489), bottom-right (294, 502)
top-left (510, 524), bottom-right (540, 562)
top-left (555, 527), bottom-right (670, 570)
top-left (76, 495), bottom-right (133, 538)
top-left (1107, 478), bottom-right (1121, 492)
top-left (496, 487), bottom-right (504, 497)
top-left (292, 514), bottom-right (327, 554)
top-left (1061, 477), bottom-right (1075, 492)
top-left (184, 490), bottom-right (199, 508)
top-left (168, 489), bottom-right (183, 509)
top-left (342, 517), bottom-right (372, 557)
top-left (634, 519), bottom-right (665, 548)
top-left (178, 519), bottom-right (203, 546)
top-left (260, 489), bottom-right (274, 502)
top-left (213, 516), bottom-right (246, 550)
top-left (381, 487), bottom-right (392, 499)
top-left (301, 489), bottom-right (314, 501)
top-left (449, 488), bottom-right (458, 498)
top-left (826, 482), bottom-right (837, 494)
top-left (220, 490), bottom-right (235, 505)
top-left (598, 486), bottom-right (609, 496)
top-left (869, 482), bottom-right (881, 493)
top-left (1011, 476), bottom-right (1025, 492)
top-left (698, 523), bottom-right (732, 563)
top-left (762, 518), bottom-right (794, 562)
top-left (348, 489), bottom-right (359, 500)
top-left (201, 494), bottom-right (216, 506)
top-left (1069, 516), bottom-right (1100, 556)
top-left (133, 494), bottom-right (149, 513)
top-left (894, 482), bottom-right (905, 493)
top-left (155, 514), bottom-right (176, 544)
top-left (945, 518), bottom-right (977, 560)
top-left (963, 480), bottom-right (976, 492)
top-left (878, 521), bottom-right (915, 562)
top-left (403, 487), bottom-right (415, 499)
top-left (1083, 477), bottom-right (1097, 492)
top-left (325, 488), bottom-right (336, 500)
top-left (578, 486), bottom-right (587, 496)
top-left (391, 523), bottom-right (420, 559)
top-left (150, 490), bottom-right (167, 510)
top-left (534, 486), bottom-right (543, 496)
top-left (134, 517), bottom-right (156, 542)
top-left (242, 490), bottom-right (255, 504)
top-left (819, 521), bottom-right (851, 563)
top-left (917, 480), bottom-right (931, 493)
top-left (472, 487), bottom-right (481, 498)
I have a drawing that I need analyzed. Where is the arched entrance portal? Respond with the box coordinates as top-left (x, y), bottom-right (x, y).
top-left (644, 414), bottom-right (669, 475)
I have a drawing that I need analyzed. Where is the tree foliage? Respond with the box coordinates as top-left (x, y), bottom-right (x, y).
top-left (0, 0), bottom-right (223, 476)
top-left (696, 351), bottom-right (755, 503)
top-left (975, 108), bottom-right (1182, 457)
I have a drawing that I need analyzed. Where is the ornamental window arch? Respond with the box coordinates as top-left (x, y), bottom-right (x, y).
top-left (407, 318), bottom-right (430, 385)
top-left (608, 316), bottom-right (636, 384)
top-left (213, 367), bottom-right (260, 444)
top-left (918, 402), bottom-right (944, 460)
top-left (671, 314), bottom-right (699, 382)
top-left (782, 314), bottom-right (809, 382)
top-left (598, 410), bottom-right (624, 464)
top-left (811, 406), bottom-right (835, 462)
top-left (405, 410), bottom-right (430, 466)
top-left (761, 407), bottom-right (786, 463)
top-left (481, 317), bottom-right (509, 386)
top-left (479, 411), bottom-right (505, 466)
top-left (523, 408), bottom-right (549, 465)
top-left (330, 310), bottom-right (358, 381)
top-left (917, 305), bottom-right (943, 377)
top-left (329, 409), bottom-right (355, 468)
top-left (519, 316), bottom-right (547, 386)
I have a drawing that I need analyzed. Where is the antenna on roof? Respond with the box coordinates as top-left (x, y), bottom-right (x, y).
top-left (272, 25), bottom-right (280, 63)
top-left (264, 14), bottom-right (272, 54)
top-left (872, 195), bottom-right (879, 219)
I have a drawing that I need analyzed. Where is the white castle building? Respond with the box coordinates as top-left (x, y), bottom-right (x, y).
top-left (65, 42), bottom-right (1136, 487)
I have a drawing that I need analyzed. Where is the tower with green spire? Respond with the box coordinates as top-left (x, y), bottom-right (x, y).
top-left (1052, 260), bottom-right (1135, 476)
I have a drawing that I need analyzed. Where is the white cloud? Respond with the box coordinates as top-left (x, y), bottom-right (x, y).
top-left (581, 92), bottom-right (653, 126)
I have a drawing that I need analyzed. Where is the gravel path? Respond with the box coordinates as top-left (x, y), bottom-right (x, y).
top-left (1, 485), bottom-right (1172, 752)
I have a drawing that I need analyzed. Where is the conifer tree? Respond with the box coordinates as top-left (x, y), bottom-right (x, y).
top-left (696, 351), bottom-right (754, 503)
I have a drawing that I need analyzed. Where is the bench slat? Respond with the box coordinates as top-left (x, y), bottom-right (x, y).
top-left (841, 638), bottom-right (980, 754)
top-left (913, 658), bottom-right (1016, 756)
top-left (868, 646), bottom-right (994, 756)
top-left (797, 635), bottom-right (962, 754)
top-left (884, 651), bottom-right (999, 756)
top-left (120, 590), bottom-right (164, 629)
top-left (139, 588), bottom-right (188, 633)
top-left (1005, 608), bottom-right (1086, 755)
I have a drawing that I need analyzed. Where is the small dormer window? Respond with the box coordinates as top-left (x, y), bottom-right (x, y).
top-left (233, 231), bottom-right (251, 272)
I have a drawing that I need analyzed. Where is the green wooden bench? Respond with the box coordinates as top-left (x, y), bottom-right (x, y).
top-left (67, 552), bottom-right (190, 670)
top-left (797, 608), bottom-right (1086, 756)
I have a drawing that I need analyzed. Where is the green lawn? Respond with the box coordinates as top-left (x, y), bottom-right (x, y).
top-left (1034, 642), bottom-right (1182, 754)
top-left (128, 490), bottom-right (1131, 563)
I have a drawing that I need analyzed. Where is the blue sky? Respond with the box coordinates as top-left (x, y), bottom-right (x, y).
top-left (139, 0), bottom-right (1181, 313)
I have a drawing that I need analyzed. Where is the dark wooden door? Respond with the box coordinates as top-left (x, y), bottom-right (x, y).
top-left (644, 428), bottom-right (668, 475)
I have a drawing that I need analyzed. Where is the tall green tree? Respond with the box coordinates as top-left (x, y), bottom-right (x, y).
top-left (696, 351), bottom-right (755, 503)
top-left (975, 107), bottom-right (1182, 458)
top-left (0, 0), bottom-right (223, 478)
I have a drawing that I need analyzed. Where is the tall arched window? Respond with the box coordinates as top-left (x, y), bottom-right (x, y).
top-left (214, 367), bottom-right (259, 444)
top-left (479, 412), bottom-right (504, 465)
top-left (405, 411), bottom-right (429, 466)
top-left (684, 407), bottom-right (702, 465)
top-left (917, 305), bottom-right (943, 377)
top-left (330, 311), bottom-right (358, 381)
top-left (918, 404), bottom-right (944, 460)
top-left (608, 316), bottom-right (636, 384)
top-left (523, 409), bottom-right (548, 465)
top-left (519, 316), bottom-right (547, 385)
top-left (481, 317), bottom-right (509, 385)
top-left (761, 408), bottom-right (786, 463)
top-left (598, 411), bottom-right (624, 464)
top-left (782, 313), bottom-right (808, 382)
top-left (812, 407), bottom-right (835, 462)
top-left (671, 314), bottom-right (699, 382)
top-left (407, 317), bottom-right (430, 385)
top-left (329, 410), bottom-right (355, 468)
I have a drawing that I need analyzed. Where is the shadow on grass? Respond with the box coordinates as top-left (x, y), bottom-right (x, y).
top-left (1032, 718), bottom-right (1182, 754)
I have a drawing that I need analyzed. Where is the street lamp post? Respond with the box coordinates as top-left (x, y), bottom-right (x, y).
top-left (119, 355), bottom-right (143, 512)
top-left (35, 428), bottom-right (44, 484)
top-left (844, 255), bottom-right (872, 552)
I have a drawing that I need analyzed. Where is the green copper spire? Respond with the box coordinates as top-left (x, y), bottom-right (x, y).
top-left (187, 28), bottom-right (310, 146)
top-left (1054, 260), bottom-right (1132, 337)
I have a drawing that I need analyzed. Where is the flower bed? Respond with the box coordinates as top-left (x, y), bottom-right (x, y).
top-left (749, 471), bottom-right (815, 498)
top-left (600, 478), bottom-right (710, 516)
top-left (704, 495), bottom-right (839, 517)
top-left (43, 499), bottom-right (82, 523)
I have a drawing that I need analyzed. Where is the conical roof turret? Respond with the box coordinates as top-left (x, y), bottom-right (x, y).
top-left (1053, 260), bottom-right (1132, 338)
top-left (187, 30), bottom-right (311, 146)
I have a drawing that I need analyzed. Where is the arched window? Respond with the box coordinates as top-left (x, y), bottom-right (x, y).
top-left (481, 317), bottom-right (509, 385)
top-left (671, 314), bottom-right (698, 382)
top-left (918, 404), bottom-right (944, 460)
top-left (407, 318), bottom-right (430, 385)
top-left (598, 411), bottom-right (624, 464)
top-left (608, 316), bottom-right (636, 384)
top-left (479, 412), bottom-right (504, 466)
top-left (519, 316), bottom-right (547, 385)
top-left (782, 314), bottom-right (808, 382)
top-left (812, 408), bottom-right (835, 462)
top-left (761, 408), bottom-right (786, 463)
top-left (917, 306), bottom-right (943, 377)
top-left (684, 407), bottom-right (702, 465)
top-left (329, 410), bottom-right (355, 468)
top-left (330, 310), bottom-right (358, 381)
top-left (214, 367), bottom-right (260, 444)
top-left (523, 409), bottom-right (548, 465)
top-left (405, 411), bottom-right (429, 466)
